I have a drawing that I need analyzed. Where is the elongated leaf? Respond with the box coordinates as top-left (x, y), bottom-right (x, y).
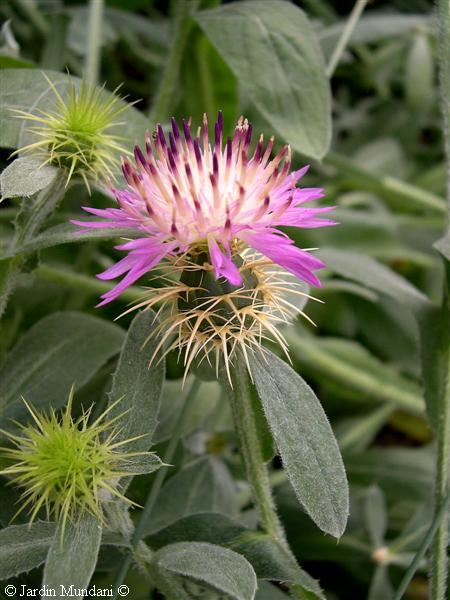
top-left (284, 333), bottom-right (424, 414)
top-left (345, 446), bottom-right (434, 503)
top-left (1, 222), bottom-right (138, 259)
top-left (43, 512), bottom-right (102, 596)
top-left (335, 405), bottom-right (394, 453)
top-left (256, 582), bottom-right (289, 599)
top-left (318, 14), bottom-right (430, 60)
top-left (153, 378), bottom-right (221, 444)
top-left (364, 486), bottom-right (387, 548)
top-left (0, 312), bottom-right (124, 425)
top-left (251, 350), bottom-right (348, 537)
top-left (368, 566), bottom-right (394, 600)
top-left (317, 249), bottom-right (440, 428)
top-left (152, 542), bottom-right (257, 600)
top-left (144, 457), bottom-right (239, 535)
top-left (0, 157), bottom-right (58, 200)
top-left (196, 0), bottom-right (331, 159)
top-left (108, 310), bottom-right (164, 455)
top-left (0, 521), bottom-right (131, 581)
top-left (120, 453), bottom-right (162, 475)
top-left (147, 512), bottom-right (324, 599)
top-left (0, 521), bottom-right (55, 579)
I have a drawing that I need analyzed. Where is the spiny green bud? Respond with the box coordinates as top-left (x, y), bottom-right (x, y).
top-left (11, 74), bottom-right (131, 192)
top-left (0, 388), bottom-right (152, 538)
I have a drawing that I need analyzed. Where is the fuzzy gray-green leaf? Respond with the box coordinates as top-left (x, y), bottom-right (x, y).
top-left (0, 521), bottom-right (55, 579)
top-left (152, 541), bottom-right (257, 600)
top-left (196, 0), bottom-right (331, 159)
top-left (108, 309), bottom-right (164, 457)
top-left (43, 512), bottom-right (102, 596)
top-left (0, 312), bottom-right (124, 426)
top-left (0, 157), bottom-right (58, 200)
top-left (251, 350), bottom-right (349, 537)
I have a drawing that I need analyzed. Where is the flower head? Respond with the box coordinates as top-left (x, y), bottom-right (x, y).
top-left (0, 389), bottom-right (148, 535)
top-left (74, 113), bottom-right (335, 304)
top-left (75, 113), bottom-right (335, 378)
top-left (12, 75), bottom-right (130, 191)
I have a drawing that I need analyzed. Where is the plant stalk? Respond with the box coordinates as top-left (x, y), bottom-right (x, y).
top-left (326, 0), bottom-right (369, 78)
top-left (228, 357), bottom-right (288, 549)
top-left (149, 0), bottom-right (198, 123)
top-left (430, 1), bottom-right (450, 598)
top-left (111, 379), bottom-right (200, 597)
top-left (85, 0), bottom-right (104, 87)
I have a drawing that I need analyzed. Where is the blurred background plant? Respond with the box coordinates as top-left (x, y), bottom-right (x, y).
top-left (0, 1), bottom-right (448, 599)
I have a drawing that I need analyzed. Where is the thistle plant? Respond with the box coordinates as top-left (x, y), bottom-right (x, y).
top-left (75, 113), bottom-right (334, 378)
top-left (0, 389), bottom-right (150, 537)
top-left (11, 75), bottom-right (130, 191)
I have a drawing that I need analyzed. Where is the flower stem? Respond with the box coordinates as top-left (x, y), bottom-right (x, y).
top-left (85, 0), bottom-right (104, 87)
top-left (111, 379), bottom-right (200, 597)
top-left (326, 0), bottom-right (369, 78)
top-left (431, 2), bottom-right (450, 598)
top-left (228, 358), bottom-right (288, 549)
top-left (149, 0), bottom-right (198, 123)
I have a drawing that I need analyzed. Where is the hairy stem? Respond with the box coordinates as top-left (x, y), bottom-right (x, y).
top-left (431, 1), bottom-right (450, 598)
top-left (85, 0), bottom-right (104, 86)
top-left (228, 358), bottom-right (288, 548)
top-left (112, 379), bottom-right (200, 597)
top-left (326, 0), bottom-right (369, 78)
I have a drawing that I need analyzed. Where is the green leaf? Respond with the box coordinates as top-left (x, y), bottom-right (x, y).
top-left (144, 456), bottom-right (239, 535)
top-left (195, 0), bottom-right (331, 159)
top-left (0, 157), bottom-right (58, 200)
top-left (335, 405), bottom-right (394, 453)
top-left (317, 249), bottom-right (440, 428)
top-left (364, 485), bottom-right (387, 548)
top-left (318, 14), bottom-right (430, 61)
top-left (146, 512), bottom-right (325, 599)
top-left (108, 309), bottom-right (165, 456)
top-left (0, 520), bottom-right (130, 580)
top-left (256, 582), bottom-right (289, 599)
top-left (1, 222), bottom-right (138, 260)
top-left (0, 521), bottom-right (55, 580)
top-left (285, 334), bottom-right (424, 414)
top-left (434, 228), bottom-right (450, 261)
top-left (151, 541), bottom-right (257, 600)
top-left (43, 512), bottom-right (102, 595)
top-left (120, 453), bottom-right (163, 475)
top-left (317, 249), bottom-right (429, 311)
top-left (404, 32), bottom-right (433, 110)
top-left (368, 566), bottom-right (394, 600)
top-left (0, 311), bottom-right (124, 425)
top-left (251, 350), bottom-right (348, 538)
top-left (153, 378), bottom-right (222, 444)
top-left (345, 447), bottom-right (434, 503)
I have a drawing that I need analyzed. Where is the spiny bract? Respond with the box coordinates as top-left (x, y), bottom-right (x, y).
top-left (0, 389), bottom-right (149, 536)
top-left (12, 75), bottom-right (130, 192)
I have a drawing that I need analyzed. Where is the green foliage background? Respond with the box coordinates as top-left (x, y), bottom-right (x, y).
top-left (0, 1), bottom-right (449, 599)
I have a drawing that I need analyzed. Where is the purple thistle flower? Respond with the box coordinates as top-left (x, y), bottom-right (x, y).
top-left (73, 114), bottom-right (335, 306)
